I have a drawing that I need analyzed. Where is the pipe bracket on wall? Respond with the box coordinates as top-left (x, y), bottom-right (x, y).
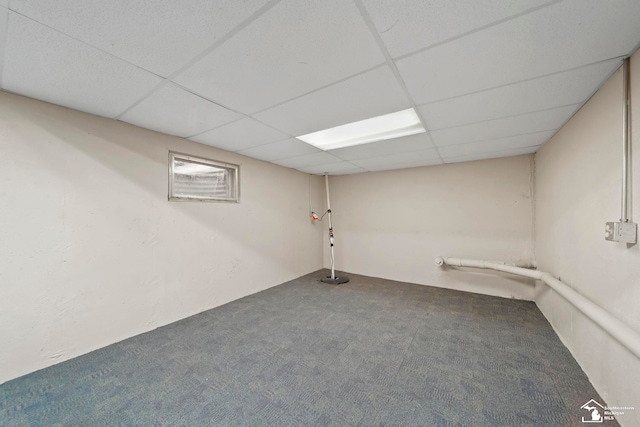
top-left (606, 57), bottom-right (637, 244)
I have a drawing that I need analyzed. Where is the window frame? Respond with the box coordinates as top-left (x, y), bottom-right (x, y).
top-left (168, 151), bottom-right (240, 203)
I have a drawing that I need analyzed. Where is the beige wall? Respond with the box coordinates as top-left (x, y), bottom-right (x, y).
top-left (535, 53), bottom-right (640, 426)
top-left (324, 155), bottom-right (535, 299)
top-left (0, 91), bottom-right (324, 384)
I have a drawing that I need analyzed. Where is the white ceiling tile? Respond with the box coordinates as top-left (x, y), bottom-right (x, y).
top-left (397, 0), bottom-right (640, 104)
top-left (362, 0), bottom-right (551, 58)
top-left (8, 0), bottom-right (272, 77)
top-left (420, 58), bottom-right (621, 130)
top-left (174, 0), bottom-right (386, 114)
top-left (364, 158), bottom-right (443, 172)
top-left (189, 118), bottom-right (290, 152)
top-left (237, 138), bottom-right (321, 162)
top-left (438, 130), bottom-right (554, 158)
top-left (119, 83), bottom-right (242, 138)
top-left (443, 146), bottom-right (539, 164)
top-left (253, 66), bottom-right (410, 136)
top-left (2, 13), bottom-right (163, 118)
top-left (272, 152), bottom-right (343, 169)
top-left (298, 162), bottom-right (365, 175)
top-left (328, 133), bottom-right (434, 161)
top-left (430, 104), bottom-right (579, 147)
top-left (350, 148), bottom-right (440, 168)
top-left (3, 0), bottom-right (637, 174)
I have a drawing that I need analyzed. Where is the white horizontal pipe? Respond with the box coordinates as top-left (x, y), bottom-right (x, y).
top-left (435, 256), bottom-right (640, 360)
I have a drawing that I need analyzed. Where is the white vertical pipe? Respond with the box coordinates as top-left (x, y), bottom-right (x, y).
top-left (324, 174), bottom-right (335, 279)
top-left (622, 58), bottom-right (631, 222)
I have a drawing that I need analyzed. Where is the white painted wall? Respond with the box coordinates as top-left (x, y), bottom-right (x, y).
top-left (0, 91), bottom-right (324, 384)
top-left (535, 52), bottom-right (640, 427)
top-left (323, 156), bottom-right (535, 299)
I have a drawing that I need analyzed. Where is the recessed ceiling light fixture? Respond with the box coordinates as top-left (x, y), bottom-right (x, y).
top-left (296, 108), bottom-right (425, 151)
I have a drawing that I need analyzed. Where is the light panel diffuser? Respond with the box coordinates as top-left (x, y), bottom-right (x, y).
top-left (297, 108), bottom-right (425, 150)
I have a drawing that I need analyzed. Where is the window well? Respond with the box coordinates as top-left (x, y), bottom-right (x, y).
top-left (169, 152), bottom-right (239, 203)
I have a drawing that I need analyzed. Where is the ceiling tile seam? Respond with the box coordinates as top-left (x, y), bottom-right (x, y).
top-left (352, 158), bottom-right (442, 170)
top-left (434, 128), bottom-right (560, 148)
top-left (179, 109), bottom-right (260, 139)
top-left (245, 146), bottom-right (322, 163)
top-left (229, 136), bottom-right (295, 153)
top-left (4, 8), bottom-right (170, 119)
top-left (392, 0), bottom-right (566, 62)
top-left (441, 144), bottom-right (543, 163)
top-left (0, 6), bottom-right (8, 88)
top-left (279, 151), bottom-right (332, 163)
top-left (114, 79), bottom-right (174, 120)
top-left (291, 162), bottom-right (344, 172)
top-left (429, 102), bottom-right (582, 132)
top-left (330, 146), bottom-right (440, 163)
top-left (171, 82), bottom-right (294, 140)
top-left (528, 56), bottom-right (640, 154)
top-left (138, 67), bottom-right (388, 142)
top-left (236, 145), bottom-right (320, 162)
top-left (3, 8), bottom-right (170, 120)
top-left (434, 129), bottom-right (558, 149)
top-left (273, 152), bottom-right (339, 164)
top-left (314, 165), bottom-right (367, 175)
top-left (181, 62), bottom-right (391, 143)
top-left (358, 159), bottom-right (443, 171)
top-left (113, 0), bottom-right (283, 121)
top-left (183, 114), bottom-right (300, 146)
top-left (352, 0), bottom-right (441, 162)
top-left (416, 56), bottom-right (627, 108)
top-left (305, 169), bottom-right (364, 175)
top-left (166, 0), bottom-right (282, 82)
top-left (6, 9), bottom-right (167, 81)
top-left (302, 160), bottom-right (361, 172)
top-left (345, 160), bottom-right (365, 171)
top-left (248, 62), bottom-right (387, 116)
top-left (117, 78), bottom-right (298, 144)
top-left (572, 59), bottom-right (627, 120)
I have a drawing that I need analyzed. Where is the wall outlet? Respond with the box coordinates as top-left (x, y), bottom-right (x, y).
top-left (605, 221), bottom-right (637, 243)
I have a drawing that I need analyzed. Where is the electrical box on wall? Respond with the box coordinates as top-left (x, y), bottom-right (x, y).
top-left (605, 221), bottom-right (637, 244)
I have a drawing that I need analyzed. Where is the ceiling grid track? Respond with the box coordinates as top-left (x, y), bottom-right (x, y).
top-left (419, 56), bottom-right (628, 108)
top-left (249, 63), bottom-right (387, 116)
top-left (2, 0), bottom-right (639, 174)
top-left (531, 57), bottom-right (629, 150)
top-left (393, 0), bottom-right (566, 63)
top-left (430, 102), bottom-right (582, 133)
top-left (4, 8), bottom-right (168, 85)
top-left (180, 62), bottom-right (389, 142)
top-left (114, 0), bottom-right (284, 121)
top-left (352, 0), bottom-right (444, 163)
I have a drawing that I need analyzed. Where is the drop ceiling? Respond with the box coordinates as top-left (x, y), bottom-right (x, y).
top-left (1, 0), bottom-right (639, 175)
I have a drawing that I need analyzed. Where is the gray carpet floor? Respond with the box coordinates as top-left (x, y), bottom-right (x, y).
top-left (0, 269), bottom-right (616, 426)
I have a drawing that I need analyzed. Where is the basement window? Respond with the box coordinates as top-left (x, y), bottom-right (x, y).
top-left (169, 152), bottom-right (239, 203)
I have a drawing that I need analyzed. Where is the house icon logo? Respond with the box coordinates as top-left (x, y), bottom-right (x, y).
top-left (581, 399), bottom-right (604, 423)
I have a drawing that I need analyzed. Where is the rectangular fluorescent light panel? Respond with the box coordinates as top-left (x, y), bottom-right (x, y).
top-left (296, 108), bottom-right (425, 150)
